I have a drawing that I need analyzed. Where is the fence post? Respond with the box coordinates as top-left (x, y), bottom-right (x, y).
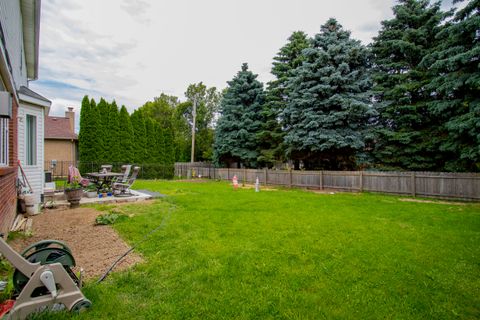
top-left (289, 168), bottom-right (292, 188)
top-left (243, 168), bottom-right (246, 186)
top-left (265, 168), bottom-right (268, 186)
top-left (320, 170), bottom-right (323, 190)
top-left (411, 172), bottom-right (416, 197)
top-left (359, 171), bottom-right (363, 192)
top-left (227, 167), bottom-right (230, 180)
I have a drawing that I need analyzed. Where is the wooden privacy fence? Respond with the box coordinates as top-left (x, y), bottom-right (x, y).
top-left (175, 163), bottom-right (480, 201)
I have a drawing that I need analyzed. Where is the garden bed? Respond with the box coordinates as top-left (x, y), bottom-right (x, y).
top-left (10, 207), bottom-right (143, 279)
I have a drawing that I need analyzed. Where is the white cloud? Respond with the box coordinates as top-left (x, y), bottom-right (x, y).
top-left (31, 0), bottom-right (459, 122)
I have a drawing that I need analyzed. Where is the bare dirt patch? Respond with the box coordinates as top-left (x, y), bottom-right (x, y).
top-left (10, 207), bottom-right (143, 280)
top-left (398, 198), bottom-right (468, 206)
top-left (308, 188), bottom-right (359, 195)
top-left (237, 184), bottom-right (278, 191)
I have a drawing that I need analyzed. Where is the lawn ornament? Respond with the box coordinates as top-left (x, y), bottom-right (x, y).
top-left (0, 236), bottom-right (91, 319)
top-left (232, 175), bottom-right (239, 190)
top-left (255, 177), bottom-right (260, 192)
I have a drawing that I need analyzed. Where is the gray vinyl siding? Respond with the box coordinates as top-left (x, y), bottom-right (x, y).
top-left (0, 0), bottom-right (28, 90)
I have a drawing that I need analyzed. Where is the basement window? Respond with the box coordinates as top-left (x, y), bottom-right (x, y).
top-left (26, 114), bottom-right (37, 165)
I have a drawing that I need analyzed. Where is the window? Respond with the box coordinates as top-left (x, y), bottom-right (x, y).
top-left (26, 114), bottom-right (36, 165)
top-left (0, 118), bottom-right (8, 166)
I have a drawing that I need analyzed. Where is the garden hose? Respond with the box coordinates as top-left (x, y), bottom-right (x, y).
top-left (96, 206), bottom-right (173, 284)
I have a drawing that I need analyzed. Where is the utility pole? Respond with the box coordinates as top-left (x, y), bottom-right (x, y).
top-left (190, 96), bottom-right (197, 164)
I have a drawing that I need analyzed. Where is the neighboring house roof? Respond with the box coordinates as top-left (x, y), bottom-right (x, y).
top-left (45, 116), bottom-right (78, 140)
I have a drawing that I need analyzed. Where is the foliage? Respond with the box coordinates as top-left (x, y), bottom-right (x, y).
top-left (118, 106), bottom-right (135, 163)
top-left (85, 183), bottom-right (97, 192)
top-left (138, 94), bottom-right (179, 164)
top-left (144, 117), bottom-right (157, 163)
top-left (0, 257), bottom-right (13, 303)
top-left (283, 19), bottom-right (374, 170)
top-left (371, 0), bottom-right (447, 171)
top-left (130, 110), bottom-right (147, 163)
top-left (35, 180), bottom-right (480, 319)
top-left (95, 212), bottom-right (126, 225)
top-left (420, 0), bottom-right (480, 171)
top-left (260, 31), bottom-right (310, 167)
top-left (106, 101), bottom-right (120, 163)
top-left (179, 82), bottom-right (221, 162)
top-left (214, 63), bottom-right (265, 167)
top-left (96, 98), bottom-right (109, 162)
top-left (78, 96), bottom-right (99, 171)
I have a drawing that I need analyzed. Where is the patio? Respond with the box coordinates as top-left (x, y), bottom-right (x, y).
top-left (44, 189), bottom-right (153, 210)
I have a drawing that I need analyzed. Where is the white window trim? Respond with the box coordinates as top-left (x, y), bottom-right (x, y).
top-left (25, 113), bottom-right (37, 167)
top-left (0, 118), bottom-right (8, 167)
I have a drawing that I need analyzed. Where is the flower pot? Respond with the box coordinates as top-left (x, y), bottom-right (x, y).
top-left (65, 188), bottom-right (83, 208)
top-left (86, 191), bottom-right (97, 198)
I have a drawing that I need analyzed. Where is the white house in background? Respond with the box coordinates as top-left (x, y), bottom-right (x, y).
top-left (18, 86), bottom-right (51, 213)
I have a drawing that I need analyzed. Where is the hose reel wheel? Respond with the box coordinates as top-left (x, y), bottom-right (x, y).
top-left (13, 241), bottom-right (78, 296)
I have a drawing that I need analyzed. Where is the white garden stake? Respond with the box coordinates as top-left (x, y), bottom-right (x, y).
top-left (255, 177), bottom-right (260, 192)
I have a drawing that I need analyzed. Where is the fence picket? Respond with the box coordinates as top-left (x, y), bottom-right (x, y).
top-left (175, 163), bottom-right (480, 201)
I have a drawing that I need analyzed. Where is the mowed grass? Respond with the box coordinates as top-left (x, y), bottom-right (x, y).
top-left (43, 180), bottom-right (479, 319)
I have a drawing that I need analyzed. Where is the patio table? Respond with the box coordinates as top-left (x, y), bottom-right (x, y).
top-left (86, 172), bottom-right (124, 191)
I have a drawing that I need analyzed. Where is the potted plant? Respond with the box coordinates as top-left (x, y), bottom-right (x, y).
top-left (85, 184), bottom-right (98, 198)
top-left (64, 179), bottom-right (83, 208)
top-left (64, 170), bottom-right (84, 208)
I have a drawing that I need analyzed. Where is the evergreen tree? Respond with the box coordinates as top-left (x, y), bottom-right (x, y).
top-left (144, 117), bottom-right (157, 163)
top-left (154, 122), bottom-right (165, 164)
top-left (130, 110), bottom-right (147, 163)
top-left (214, 63), bottom-right (265, 167)
top-left (260, 31), bottom-right (310, 167)
top-left (107, 101), bottom-right (120, 163)
top-left (173, 102), bottom-right (191, 162)
top-left (118, 105), bottom-right (134, 163)
top-left (371, 0), bottom-right (446, 170)
top-left (96, 98), bottom-right (109, 162)
top-left (163, 127), bottom-right (176, 166)
top-left (421, 0), bottom-right (480, 171)
top-left (283, 19), bottom-right (374, 170)
top-left (78, 95), bottom-right (95, 168)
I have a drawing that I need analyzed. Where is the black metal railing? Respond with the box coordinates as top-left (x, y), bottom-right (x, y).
top-left (44, 161), bottom-right (175, 180)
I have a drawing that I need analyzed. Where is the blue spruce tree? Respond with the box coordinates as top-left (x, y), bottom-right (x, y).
top-left (214, 63), bottom-right (265, 168)
top-left (283, 19), bottom-right (374, 170)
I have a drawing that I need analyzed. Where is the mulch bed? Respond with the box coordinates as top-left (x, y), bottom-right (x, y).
top-left (10, 207), bottom-right (143, 280)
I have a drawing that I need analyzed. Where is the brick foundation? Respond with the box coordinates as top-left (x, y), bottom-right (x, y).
top-left (0, 96), bottom-right (18, 235)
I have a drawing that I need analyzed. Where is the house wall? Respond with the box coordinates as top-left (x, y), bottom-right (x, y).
top-left (0, 1), bottom-right (35, 233)
top-left (0, 97), bottom-right (18, 235)
top-left (44, 139), bottom-right (77, 177)
top-left (0, 1), bottom-right (28, 89)
top-left (18, 102), bottom-right (44, 212)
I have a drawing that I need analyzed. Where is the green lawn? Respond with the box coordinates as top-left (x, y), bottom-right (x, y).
top-left (42, 180), bottom-right (480, 319)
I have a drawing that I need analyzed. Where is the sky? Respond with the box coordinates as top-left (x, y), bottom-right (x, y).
top-left (30, 0), bottom-right (459, 131)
